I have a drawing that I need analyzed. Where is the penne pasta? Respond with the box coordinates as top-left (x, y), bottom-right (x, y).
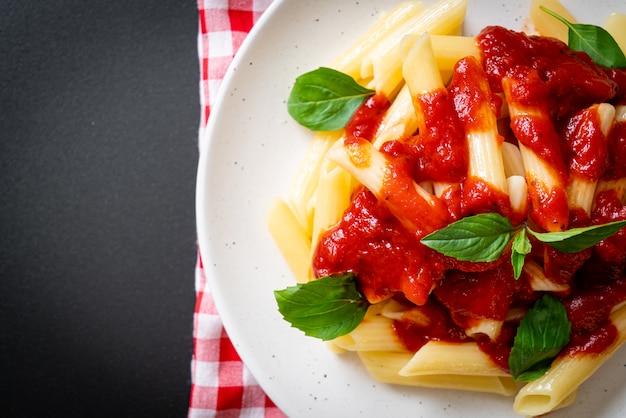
top-left (514, 304), bottom-right (626, 416)
top-left (465, 319), bottom-right (503, 342)
top-left (327, 138), bottom-right (449, 236)
top-left (310, 158), bottom-right (354, 253)
top-left (506, 175), bottom-right (529, 218)
top-left (501, 142), bottom-right (525, 178)
top-left (529, 0), bottom-right (577, 41)
top-left (372, 84), bottom-right (418, 148)
top-left (399, 341), bottom-right (509, 377)
top-left (522, 259), bottom-right (570, 293)
top-left (502, 77), bottom-right (570, 231)
top-left (595, 178), bottom-right (626, 203)
top-left (565, 103), bottom-right (615, 215)
top-left (333, 310), bottom-right (408, 352)
top-left (362, 0), bottom-right (469, 96)
top-left (429, 34), bottom-right (479, 73)
top-left (288, 130), bottom-right (343, 233)
top-left (266, 198), bottom-right (312, 282)
top-left (604, 12), bottom-right (626, 53)
top-left (449, 55), bottom-right (508, 194)
top-left (358, 351), bottom-right (517, 395)
top-left (331, 1), bottom-right (428, 79)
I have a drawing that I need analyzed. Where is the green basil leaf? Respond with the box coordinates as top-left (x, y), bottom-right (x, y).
top-left (274, 273), bottom-right (369, 341)
top-left (287, 67), bottom-right (375, 131)
top-left (511, 229), bottom-right (532, 280)
top-left (509, 294), bottom-right (571, 382)
top-left (526, 219), bottom-right (626, 253)
top-left (541, 6), bottom-right (626, 68)
top-left (420, 213), bottom-right (517, 262)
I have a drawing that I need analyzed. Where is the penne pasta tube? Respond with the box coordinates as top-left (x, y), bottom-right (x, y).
top-left (362, 0), bottom-right (469, 97)
top-left (517, 141), bottom-right (567, 231)
top-left (506, 175), bottom-right (529, 219)
top-left (399, 341), bottom-right (509, 376)
top-left (565, 103), bottom-right (615, 215)
top-left (372, 84), bottom-right (418, 148)
top-left (327, 138), bottom-right (449, 236)
top-left (429, 35), bottom-right (480, 72)
top-left (310, 159), bottom-right (354, 253)
top-left (503, 77), bottom-right (569, 231)
top-left (522, 259), bottom-right (570, 293)
top-left (594, 178), bottom-right (626, 203)
top-left (604, 12), bottom-right (626, 54)
top-left (358, 351), bottom-right (517, 395)
top-left (449, 55), bottom-right (508, 194)
top-left (331, 1), bottom-right (427, 79)
top-left (288, 130), bottom-right (343, 233)
top-left (501, 142), bottom-right (525, 178)
top-left (465, 319), bottom-right (504, 342)
top-left (401, 32), bottom-right (444, 97)
top-left (266, 198), bottom-right (312, 282)
top-left (514, 303), bottom-right (626, 417)
top-left (529, 0), bottom-right (577, 41)
top-left (616, 105), bottom-right (626, 123)
top-left (333, 312), bottom-right (408, 352)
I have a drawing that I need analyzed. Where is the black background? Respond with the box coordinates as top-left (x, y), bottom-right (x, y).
top-left (1, 1), bottom-right (199, 416)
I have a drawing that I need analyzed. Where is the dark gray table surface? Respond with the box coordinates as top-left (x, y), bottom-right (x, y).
top-left (1, 1), bottom-right (199, 416)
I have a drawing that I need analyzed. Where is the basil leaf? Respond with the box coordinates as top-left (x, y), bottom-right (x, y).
top-left (527, 219), bottom-right (626, 253)
top-left (420, 213), bottom-right (517, 262)
top-left (274, 273), bottom-right (369, 341)
top-left (509, 294), bottom-right (571, 381)
top-left (511, 229), bottom-right (532, 280)
top-left (541, 6), bottom-right (626, 68)
top-left (287, 67), bottom-right (375, 131)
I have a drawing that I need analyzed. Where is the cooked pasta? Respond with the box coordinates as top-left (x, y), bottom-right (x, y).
top-left (269, 0), bottom-right (626, 416)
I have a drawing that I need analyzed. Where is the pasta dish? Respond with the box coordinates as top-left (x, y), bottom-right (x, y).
top-left (267, 0), bottom-right (626, 416)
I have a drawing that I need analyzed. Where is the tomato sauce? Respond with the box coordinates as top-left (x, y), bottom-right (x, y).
top-left (477, 26), bottom-right (617, 118)
top-left (345, 93), bottom-right (390, 144)
top-left (313, 25), bottom-right (626, 372)
top-left (563, 278), bottom-right (626, 355)
top-left (393, 298), bottom-right (471, 352)
top-left (562, 107), bottom-right (609, 180)
top-left (604, 122), bottom-right (626, 180)
top-left (312, 189), bottom-right (447, 306)
top-left (397, 88), bottom-right (468, 183)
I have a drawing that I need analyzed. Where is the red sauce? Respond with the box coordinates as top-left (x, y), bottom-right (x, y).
top-left (459, 177), bottom-right (514, 221)
top-left (527, 180), bottom-right (570, 231)
top-left (477, 26), bottom-right (617, 118)
top-left (561, 107), bottom-right (609, 180)
top-left (590, 191), bottom-right (626, 268)
top-left (508, 108), bottom-right (568, 181)
top-left (449, 56), bottom-right (501, 132)
top-left (477, 323), bottom-right (517, 370)
top-left (312, 189), bottom-right (447, 306)
top-left (393, 298), bottom-right (470, 352)
top-left (378, 145), bottom-right (450, 237)
top-left (604, 122), bottom-right (626, 180)
top-left (603, 67), bottom-right (626, 104)
top-left (345, 93), bottom-right (390, 144)
top-left (407, 88), bottom-right (468, 183)
top-left (565, 322), bottom-right (618, 356)
top-left (542, 245), bottom-right (591, 285)
top-left (563, 278), bottom-right (626, 355)
top-left (312, 25), bottom-right (626, 371)
top-left (433, 264), bottom-right (519, 327)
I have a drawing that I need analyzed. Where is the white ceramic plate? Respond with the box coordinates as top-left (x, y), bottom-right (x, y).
top-left (196, 0), bottom-right (626, 416)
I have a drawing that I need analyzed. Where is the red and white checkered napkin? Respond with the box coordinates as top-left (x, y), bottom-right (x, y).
top-left (190, 1), bottom-right (285, 417)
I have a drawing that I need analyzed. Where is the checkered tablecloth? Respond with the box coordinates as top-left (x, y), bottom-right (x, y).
top-left (190, 1), bottom-right (285, 417)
